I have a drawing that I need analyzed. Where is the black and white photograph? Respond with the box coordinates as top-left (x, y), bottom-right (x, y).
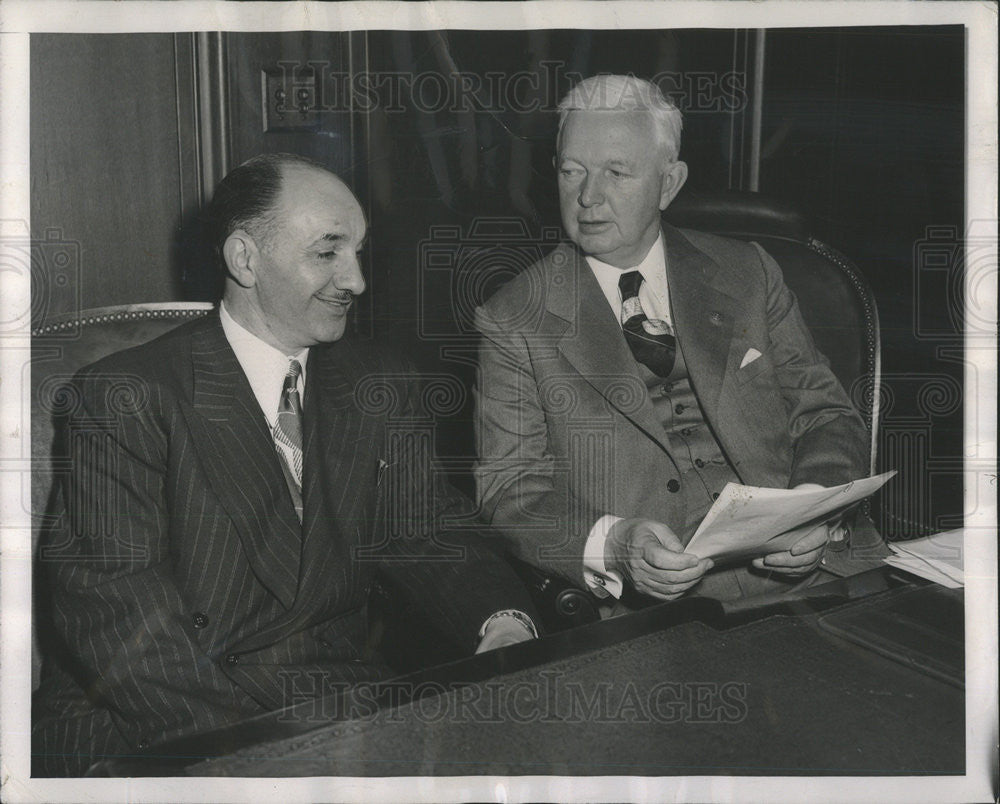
top-left (0, 1), bottom-right (996, 801)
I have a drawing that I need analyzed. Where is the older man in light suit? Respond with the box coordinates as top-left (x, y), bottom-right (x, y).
top-left (474, 75), bottom-right (886, 606)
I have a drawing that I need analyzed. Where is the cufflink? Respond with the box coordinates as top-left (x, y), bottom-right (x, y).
top-left (827, 523), bottom-right (851, 552)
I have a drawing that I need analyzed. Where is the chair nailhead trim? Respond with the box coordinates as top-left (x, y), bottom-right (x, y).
top-left (31, 307), bottom-right (210, 337)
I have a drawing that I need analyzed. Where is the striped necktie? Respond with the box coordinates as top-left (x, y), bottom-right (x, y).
top-left (273, 359), bottom-right (304, 521)
top-left (618, 270), bottom-right (676, 377)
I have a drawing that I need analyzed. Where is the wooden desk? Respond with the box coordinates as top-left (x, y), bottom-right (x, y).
top-left (101, 570), bottom-right (965, 777)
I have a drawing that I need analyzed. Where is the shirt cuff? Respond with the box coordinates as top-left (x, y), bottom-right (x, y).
top-left (477, 609), bottom-right (538, 642)
top-left (583, 514), bottom-right (625, 599)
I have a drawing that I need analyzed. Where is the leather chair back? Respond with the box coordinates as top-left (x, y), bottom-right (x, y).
top-left (31, 303), bottom-right (213, 688)
top-left (664, 190), bottom-right (881, 475)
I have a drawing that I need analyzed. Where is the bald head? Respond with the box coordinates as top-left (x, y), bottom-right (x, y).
top-left (206, 153), bottom-right (330, 272)
top-left (262, 163), bottom-right (360, 252)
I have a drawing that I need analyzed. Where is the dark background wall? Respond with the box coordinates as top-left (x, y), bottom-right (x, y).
top-left (30, 27), bottom-right (965, 539)
top-left (758, 28), bottom-right (965, 538)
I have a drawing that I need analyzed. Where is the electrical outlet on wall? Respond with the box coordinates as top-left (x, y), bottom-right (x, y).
top-left (261, 66), bottom-right (320, 132)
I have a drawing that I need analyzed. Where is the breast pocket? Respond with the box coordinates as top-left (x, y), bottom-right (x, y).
top-left (735, 350), bottom-right (772, 385)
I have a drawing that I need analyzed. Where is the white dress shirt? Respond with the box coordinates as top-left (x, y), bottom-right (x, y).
top-left (580, 233), bottom-right (671, 598)
top-left (586, 231), bottom-right (672, 328)
top-left (219, 303), bottom-right (308, 477)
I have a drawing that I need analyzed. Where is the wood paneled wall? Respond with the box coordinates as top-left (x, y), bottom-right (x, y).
top-left (29, 32), bottom-right (360, 325)
top-left (30, 34), bottom-right (203, 323)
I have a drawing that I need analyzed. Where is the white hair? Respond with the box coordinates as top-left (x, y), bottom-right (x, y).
top-left (556, 74), bottom-right (683, 162)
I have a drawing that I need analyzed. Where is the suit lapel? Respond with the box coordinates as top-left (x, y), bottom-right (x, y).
top-left (296, 341), bottom-right (373, 608)
top-left (551, 244), bottom-right (673, 453)
top-left (187, 314), bottom-right (301, 610)
top-left (663, 224), bottom-right (745, 424)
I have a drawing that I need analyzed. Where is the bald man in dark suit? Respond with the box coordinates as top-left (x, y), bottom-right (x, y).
top-left (33, 154), bottom-right (536, 776)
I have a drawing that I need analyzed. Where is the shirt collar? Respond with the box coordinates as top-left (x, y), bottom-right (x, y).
top-left (219, 301), bottom-right (309, 426)
top-left (585, 230), bottom-right (667, 315)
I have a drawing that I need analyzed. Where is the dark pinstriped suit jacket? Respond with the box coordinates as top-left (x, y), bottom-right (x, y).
top-left (33, 312), bottom-right (533, 776)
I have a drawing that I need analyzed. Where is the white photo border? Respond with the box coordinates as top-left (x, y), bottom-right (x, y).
top-left (1, 2), bottom-right (996, 802)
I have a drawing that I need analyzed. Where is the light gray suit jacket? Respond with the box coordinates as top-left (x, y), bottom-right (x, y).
top-left (474, 225), bottom-right (876, 587)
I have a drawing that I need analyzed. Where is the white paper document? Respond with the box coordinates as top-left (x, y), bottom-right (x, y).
top-left (883, 529), bottom-right (964, 588)
top-left (685, 471), bottom-right (897, 562)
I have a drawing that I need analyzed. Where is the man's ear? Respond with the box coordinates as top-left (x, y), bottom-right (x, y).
top-left (222, 230), bottom-right (259, 288)
top-left (658, 161), bottom-right (688, 210)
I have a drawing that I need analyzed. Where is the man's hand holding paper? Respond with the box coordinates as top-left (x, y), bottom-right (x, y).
top-left (687, 471), bottom-right (896, 566)
top-left (605, 519), bottom-right (714, 601)
top-left (752, 520), bottom-right (830, 576)
top-left (752, 483), bottom-right (836, 576)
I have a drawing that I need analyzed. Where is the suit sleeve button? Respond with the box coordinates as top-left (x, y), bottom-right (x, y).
top-left (192, 612), bottom-right (209, 629)
top-left (225, 653), bottom-right (239, 666)
top-left (667, 479), bottom-right (680, 493)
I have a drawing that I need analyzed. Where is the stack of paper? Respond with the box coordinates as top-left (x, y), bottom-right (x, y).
top-left (883, 529), bottom-right (964, 588)
top-left (685, 471), bottom-right (896, 563)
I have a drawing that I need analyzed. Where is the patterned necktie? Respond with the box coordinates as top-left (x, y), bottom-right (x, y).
top-left (618, 270), bottom-right (676, 377)
top-left (273, 359), bottom-right (304, 522)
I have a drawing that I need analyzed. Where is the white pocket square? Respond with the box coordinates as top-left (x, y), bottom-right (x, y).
top-left (739, 348), bottom-right (763, 369)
